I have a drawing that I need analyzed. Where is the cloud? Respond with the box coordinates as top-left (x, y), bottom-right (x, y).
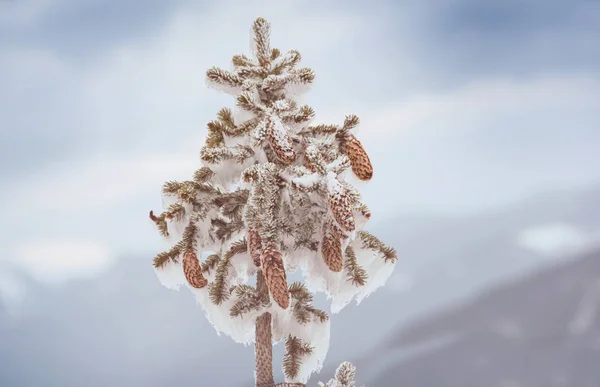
top-left (0, 0), bottom-right (372, 182)
top-left (398, 0), bottom-right (600, 78)
top-left (360, 75), bottom-right (600, 142)
top-left (0, 0), bottom-right (54, 28)
top-left (517, 222), bottom-right (600, 258)
top-left (4, 152), bottom-right (195, 215)
top-left (0, 27), bottom-right (213, 180)
top-left (354, 75), bottom-right (600, 214)
top-left (0, 0), bottom-right (186, 56)
top-left (8, 239), bottom-right (114, 283)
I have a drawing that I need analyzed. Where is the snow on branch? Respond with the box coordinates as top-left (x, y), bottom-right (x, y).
top-left (252, 17), bottom-right (272, 67)
top-left (209, 237), bottom-right (249, 305)
top-left (318, 361), bottom-right (357, 387)
top-left (206, 66), bottom-right (244, 96)
top-left (270, 49), bottom-right (301, 74)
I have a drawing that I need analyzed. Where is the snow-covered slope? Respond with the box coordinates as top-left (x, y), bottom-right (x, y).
top-left (365, 247), bottom-right (600, 387)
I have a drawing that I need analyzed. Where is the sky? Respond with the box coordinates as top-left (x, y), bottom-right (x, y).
top-left (0, 0), bottom-right (599, 299)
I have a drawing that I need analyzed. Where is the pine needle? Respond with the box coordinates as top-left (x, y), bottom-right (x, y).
top-left (229, 285), bottom-right (269, 318)
top-left (209, 238), bottom-right (248, 305)
top-left (344, 246), bottom-right (368, 287)
top-left (357, 231), bottom-right (398, 263)
top-left (283, 336), bottom-right (313, 380)
top-left (201, 254), bottom-right (220, 275)
top-left (193, 167), bottom-right (214, 183)
top-left (152, 242), bottom-right (183, 269)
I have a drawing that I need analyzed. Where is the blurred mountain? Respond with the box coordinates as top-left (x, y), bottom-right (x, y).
top-left (0, 258), bottom-right (257, 387)
top-left (364, 247), bottom-right (600, 387)
top-left (325, 185), bottom-right (600, 363)
top-left (0, 185), bottom-right (599, 387)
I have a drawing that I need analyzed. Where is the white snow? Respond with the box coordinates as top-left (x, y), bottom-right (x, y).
top-left (290, 172), bottom-right (322, 190)
top-left (327, 156), bottom-right (351, 175)
top-left (248, 19), bottom-right (270, 63)
top-left (333, 237), bottom-right (396, 313)
top-left (269, 50), bottom-right (299, 72)
top-left (268, 114), bottom-right (296, 160)
top-left (205, 72), bottom-right (242, 96)
top-left (352, 208), bottom-right (370, 231)
top-left (272, 99), bottom-right (291, 111)
top-left (161, 201), bottom-right (194, 240)
top-left (284, 77), bottom-right (313, 99)
top-left (210, 157), bottom-right (256, 191)
top-left (153, 257), bottom-right (186, 290)
top-left (195, 209), bottom-right (220, 251)
top-left (228, 242), bottom-right (256, 285)
top-left (317, 361), bottom-right (358, 387)
top-left (222, 129), bottom-right (250, 149)
top-left (283, 231), bottom-right (396, 315)
top-left (233, 104), bottom-right (257, 127)
top-left (251, 118), bottom-right (268, 147)
top-left (271, 299), bottom-right (331, 384)
top-left (326, 171), bottom-right (343, 196)
top-left (191, 285), bottom-right (266, 345)
top-left (155, 242), bottom-right (264, 345)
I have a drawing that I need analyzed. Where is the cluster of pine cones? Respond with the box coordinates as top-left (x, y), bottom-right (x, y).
top-left (247, 135), bottom-right (373, 310)
top-left (182, 115), bottom-right (374, 311)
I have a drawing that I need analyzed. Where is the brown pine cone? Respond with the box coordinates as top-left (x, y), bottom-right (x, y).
top-left (261, 243), bottom-right (290, 309)
top-left (267, 117), bottom-right (296, 164)
top-left (322, 222), bottom-right (343, 272)
top-left (247, 228), bottom-right (262, 267)
top-left (343, 135), bottom-right (373, 181)
top-left (183, 250), bottom-right (208, 289)
top-left (327, 175), bottom-right (356, 232)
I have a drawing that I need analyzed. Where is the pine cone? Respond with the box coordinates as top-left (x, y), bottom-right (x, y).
top-left (343, 135), bottom-right (373, 181)
top-left (248, 228), bottom-right (262, 267)
top-left (327, 175), bottom-right (356, 232)
top-left (261, 243), bottom-right (290, 309)
top-left (183, 250), bottom-right (208, 289)
top-left (322, 222), bottom-right (343, 272)
top-left (267, 117), bottom-right (296, 164)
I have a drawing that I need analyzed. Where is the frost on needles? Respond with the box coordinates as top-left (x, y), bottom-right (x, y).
top-left (148, 17), bottom-right (397, 387)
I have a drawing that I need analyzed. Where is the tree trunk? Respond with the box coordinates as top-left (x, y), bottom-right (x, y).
top-left (255, 270), bottom-right (275, 387)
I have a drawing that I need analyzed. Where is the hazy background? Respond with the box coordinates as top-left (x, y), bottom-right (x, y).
top-left (1, 0), bottom-right (599, 386)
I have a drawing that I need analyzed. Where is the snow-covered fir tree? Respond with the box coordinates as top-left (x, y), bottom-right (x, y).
top-left (149, 17), bottom-right (397, 387)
